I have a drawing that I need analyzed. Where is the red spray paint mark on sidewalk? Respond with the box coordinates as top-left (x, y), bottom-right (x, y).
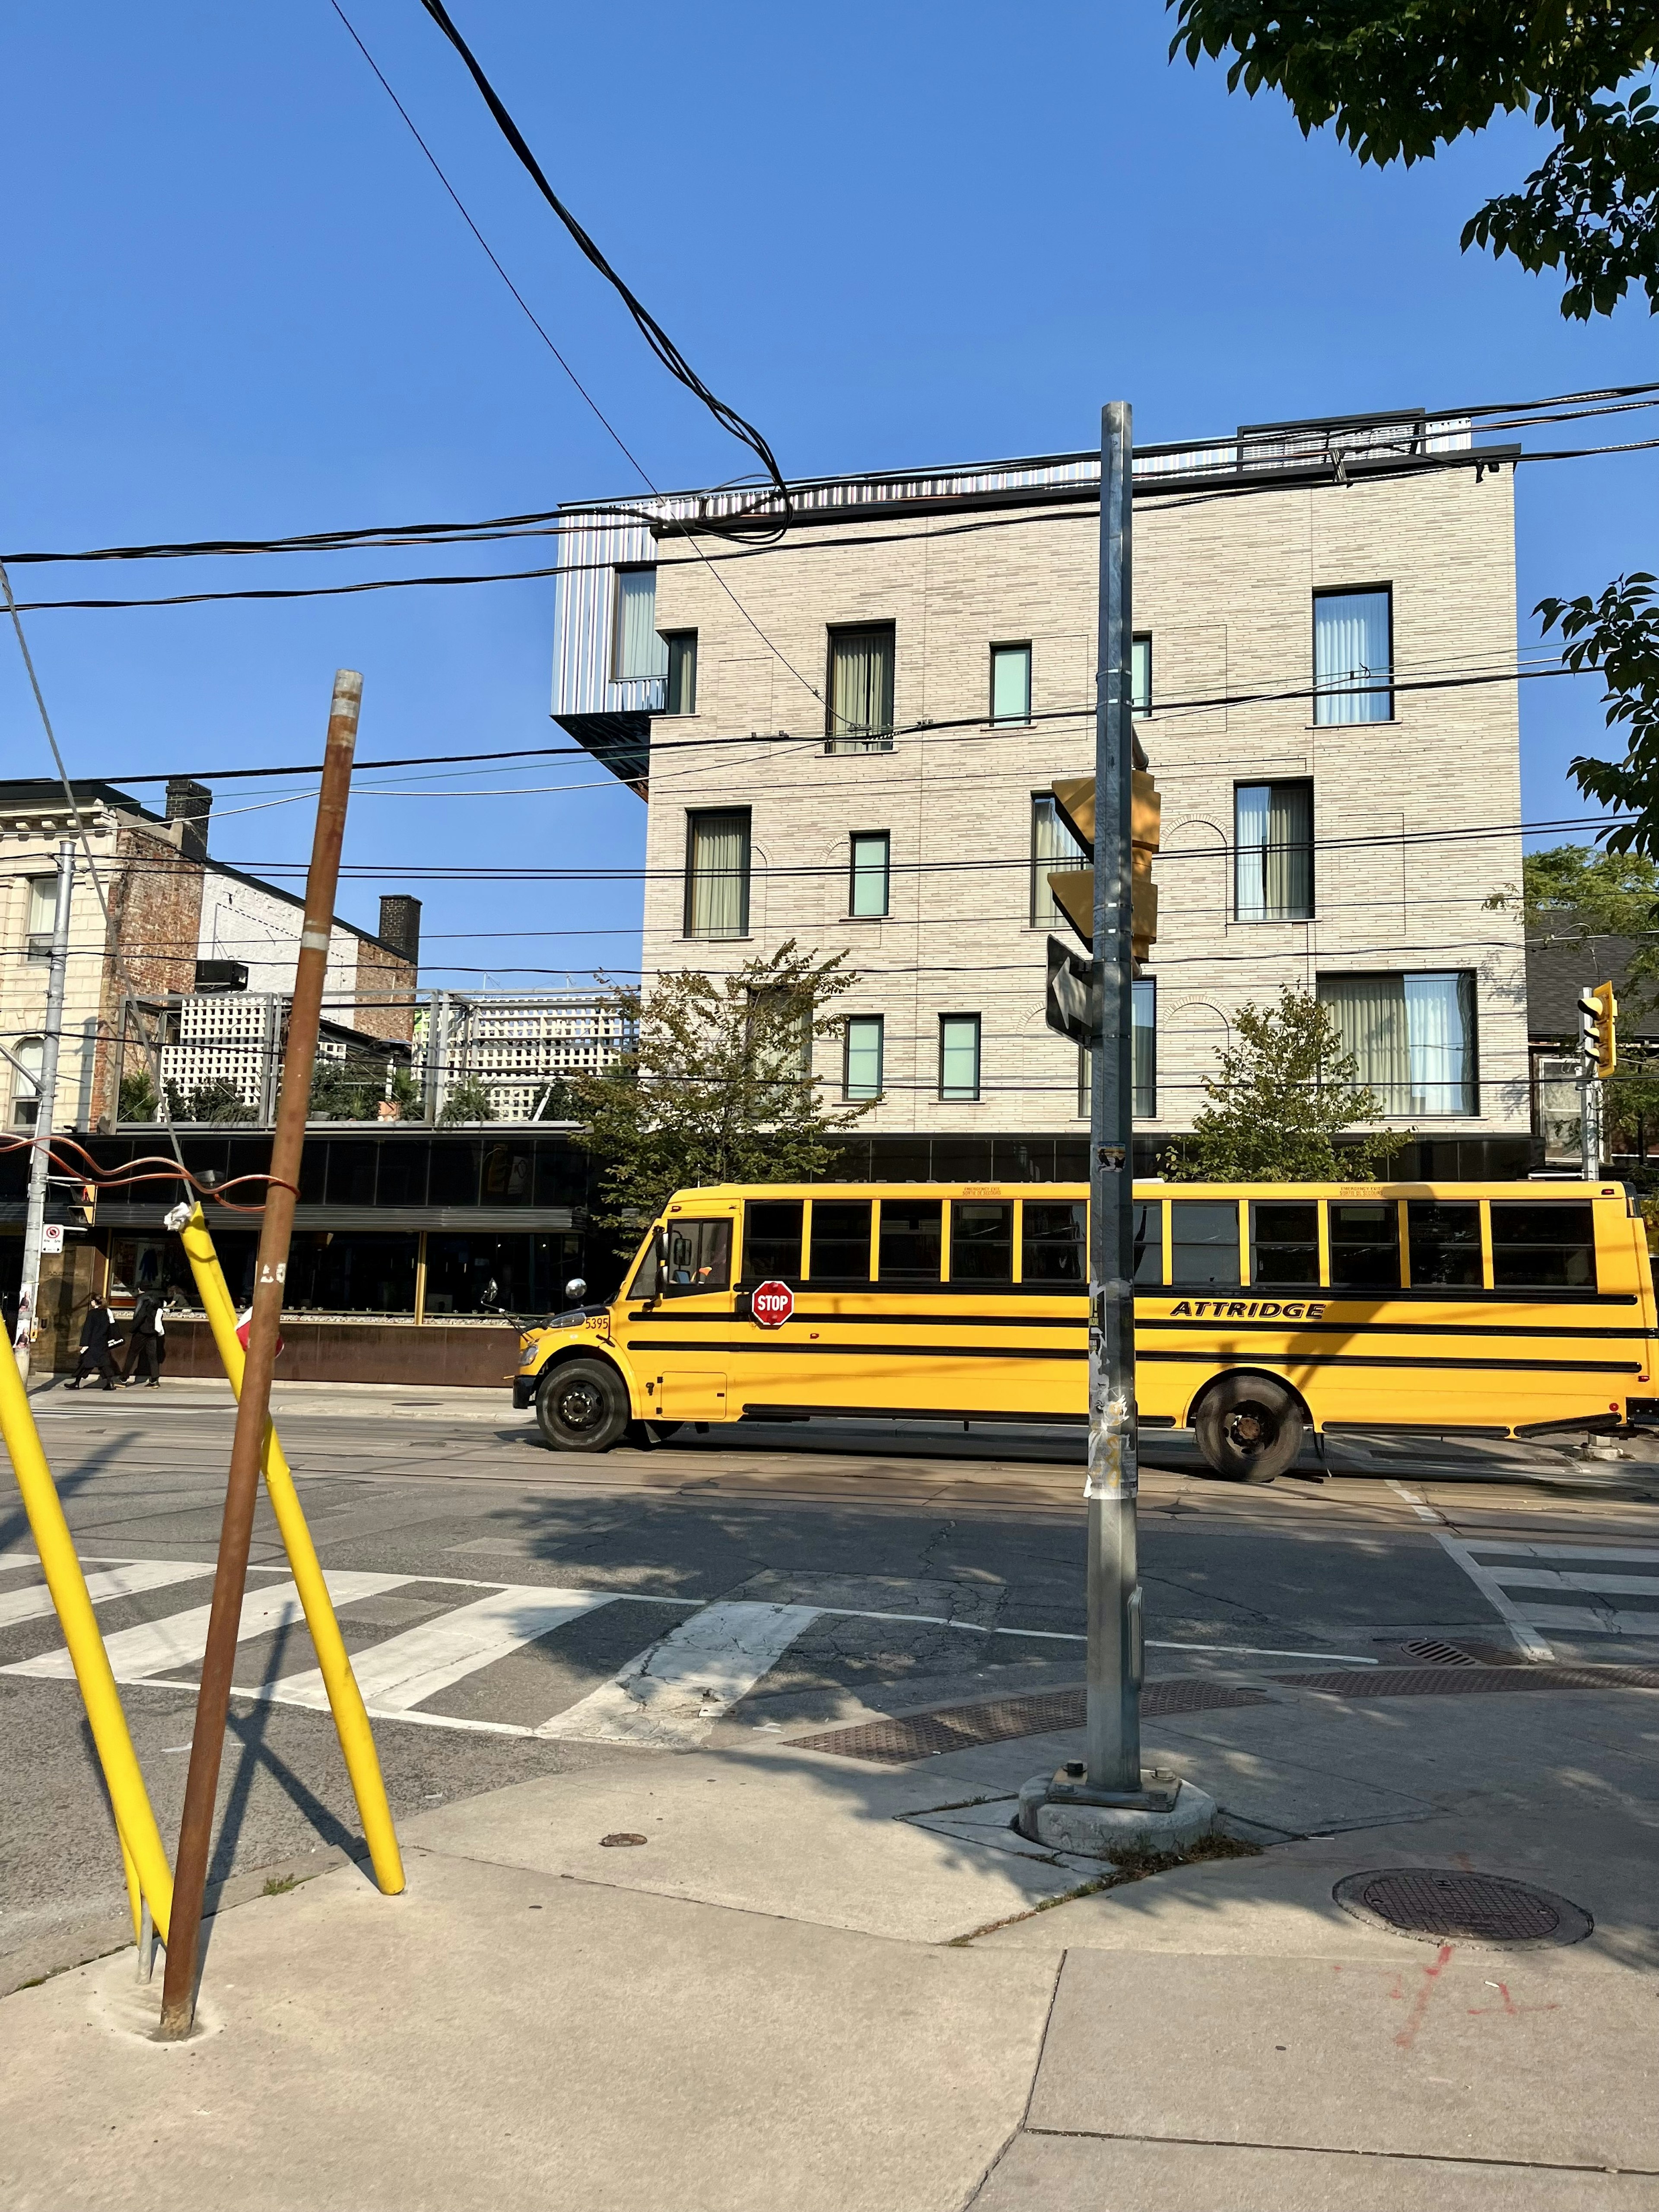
top-left (1467, 1982), bottom-right (1560, 2019)
top-left (1393, 1943), bottom-right (1456, 2049)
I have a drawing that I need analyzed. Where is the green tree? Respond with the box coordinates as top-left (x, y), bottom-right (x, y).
top-left (1169, 3), bottom-right (1659, 846)
top-left (118, 1068), bottom-right (158, 1122)
top-left (1487, 839), bottom-right (1659, 1008)
top-left (1165, 988), bottom-right (1409, 1182)
top-left (570, 940), bottom-right (869, 1230)
top-left (438, 1074), bottom-right (497, 1125)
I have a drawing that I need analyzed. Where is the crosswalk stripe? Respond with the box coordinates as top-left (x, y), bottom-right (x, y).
top-left (1433, 1534), bottom-right (1555, 1659)
top-left (0, 1554), bottom-right (41, 1574)
top-left (1483, 1567), bottom-right (1659, 1599)
top-left (0, 1557), bottom-right (216, 1632)
top-left (536, 1601), bottom-right (822, 1748)
top-left (0, 1570), bottom-right (412, 1681)
top-left (1463, 1542), bottom-right (1659, 1565)
top-left (1512, 1605), bottom-right (1659, 1635)
top-left (273, 1586), bottom-right (621, 1712)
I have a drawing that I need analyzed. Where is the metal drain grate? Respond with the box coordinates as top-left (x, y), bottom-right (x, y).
top-left (1334, 1867), bottom-right (1592, 1948)
top-left (1278, 1663), bottom-right (1659, 1699)
top-left (794, 1678), bottom-right (1270, 1766)
top-left (1398, 1638), bottom-right (1483, 1667)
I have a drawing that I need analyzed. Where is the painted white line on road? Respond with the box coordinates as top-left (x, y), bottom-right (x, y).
top-left (1509, 1605), bottom-right (1659, 1637)
top-left (537, 1601), bottom-right (823, 1748)
top-left (1434, 1534), bottom-right (1554, 1661)
top-left (1386, 1479), bottom-right (1442, 1522)
top-left (0, 1554), bottom-right (41, 1573)
top-left (273, 1586), bottom-right (620, 1713)
top-left (140, 1678), bottom-right (540, 1737)
top-left (1458, 1542), bottom-right (1659, 1564)
top-left (0, 1571), bottom-right (412, 1681)
top-left (1481, 1567), bottom-right (1659, 1599)
top-left (0, 1557), bottom-right (216, 1631)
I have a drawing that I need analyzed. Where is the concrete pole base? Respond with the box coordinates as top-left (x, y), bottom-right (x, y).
top-left (1015, 1765), bottom-right (1218, 1860)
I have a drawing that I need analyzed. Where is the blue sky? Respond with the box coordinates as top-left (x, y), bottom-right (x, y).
top-left (2, 1), bottom-right (1653, 982)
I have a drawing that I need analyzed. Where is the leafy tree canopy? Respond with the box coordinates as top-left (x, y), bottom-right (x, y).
top-left (1169, 1), bottom-right (1659, 318)
top-left (1165, 987), bottom-right (1409, 1182)
top-left (1507, 838), bottom-right (1659, 929)
top-left (569, 940), bottom-right (869, 1233)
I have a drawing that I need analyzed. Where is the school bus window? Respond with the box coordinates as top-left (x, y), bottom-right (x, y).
top-left (880, 1199), bottom-right (943, 1282)
top-left (951, 1201), bottom-right (1013, 1284)
top-left (810, 1199), bottom-right (873, 1286)
top-left (1409, 1201), bottom-right (1482, 1288)
top-left (1172, 1201), bottom-right (1241, 1289)
top-left (1490, 1203), bottom-right (1597, 1290)
top-left (1133, 1201), bottom-right (1163, 1285)
top-left (1023, 1200), bottom-right (1087, 1285)
top-left (1328, 1201), bottom-right (1400, 1290)
top-left (661, 1219), bottom-right (731, 1297)
top-left (743, 1200), bottom-right (803, 1285)
top-left (1249, 1201), bottom-right (1318, 1287)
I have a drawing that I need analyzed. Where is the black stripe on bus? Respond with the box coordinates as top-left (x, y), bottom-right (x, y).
top-left (637, 1310), bottom-right (1652, 1341)
top-left (627, 1338), bottom-right (1085, 1360)
top-left (1138, 1350), bottom-right (1644, 1375)
top-left (1138, 1319), bottom-right (1658, 1341)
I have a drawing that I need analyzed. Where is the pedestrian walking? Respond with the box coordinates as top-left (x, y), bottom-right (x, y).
top-left (66, 1297), bottom-right (122, 1391)
top-left (123, 1290), bottom-right (167, 1389)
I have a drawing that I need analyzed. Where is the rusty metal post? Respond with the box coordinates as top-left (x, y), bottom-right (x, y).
top-left (158, 670), bottom-right (361, 2040)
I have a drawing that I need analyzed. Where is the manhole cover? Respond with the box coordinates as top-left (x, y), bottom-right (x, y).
top-left (1333, 1867), bottom-right (1591, 1948)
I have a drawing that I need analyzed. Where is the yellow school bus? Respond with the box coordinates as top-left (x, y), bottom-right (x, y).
top-left (511, 1180), bottom-right (1658, 1482)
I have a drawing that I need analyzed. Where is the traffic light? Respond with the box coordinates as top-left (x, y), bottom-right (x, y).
top-left (1579, 982), bottom-right (1618, 1080)
top-left (76, 1180), bottom-right (97, 1227)
top-left (1047, 768), bottom-right (1161, 962)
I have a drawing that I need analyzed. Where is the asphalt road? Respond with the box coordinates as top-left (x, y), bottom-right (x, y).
top-left (5, 1380), bottom-right (1659, 1993)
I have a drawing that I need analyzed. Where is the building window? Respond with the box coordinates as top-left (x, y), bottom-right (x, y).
top-left (1235, 781), bottom-right (1313, 921)
top-left (939, 1014), bottom-right (981, 1102)
top-left (849, 831), bottom-right (890, 918)
top-left (843, 1015), bottom-right (884, 1100)
top-left (25, 875), bottom-right (57, 960)
top-left (664, 632), bottom-right (698, 714)
top-left (1317, 971), bottom-right (1477, 1116)
top-left (683, 810), bottom-right (751, 939)
top-left (1077, 979), bottom-right (1157, 1118)
top-left (826, 625), bottom-right (895, 752)
top-left (1030, 793), bottom-right (1089, 927)
top-left (9, 1035), bottom-right (43, 1126)
top-left (990, 643), bottom-right (1031, 725)
top-left (1314, 587), bottom-right (1392, 724)
top-left (1132, 634), bottom-right (1152, 718)
top-left (613, 568), bottom-right (669, 682)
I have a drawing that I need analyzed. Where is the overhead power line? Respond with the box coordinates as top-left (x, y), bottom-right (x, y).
top-left (409, 0), bottom-right (787, 516)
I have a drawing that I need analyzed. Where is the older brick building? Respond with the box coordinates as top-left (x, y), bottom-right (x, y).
top-left (551, 407), bottom-right (1533, 1178)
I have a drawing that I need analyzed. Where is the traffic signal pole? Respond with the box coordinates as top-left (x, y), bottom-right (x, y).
top-left (13, 839), bottom-right (75, 1386)
top-left (1085, 400), bottom-right (1142, 1792)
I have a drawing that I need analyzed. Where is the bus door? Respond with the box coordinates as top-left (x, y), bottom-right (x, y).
top-left (629, 1201), bottom-right (738, 1423)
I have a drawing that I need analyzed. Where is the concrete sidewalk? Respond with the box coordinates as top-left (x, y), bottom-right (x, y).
top-left (2, 1667), bottom-right (1656, 2210)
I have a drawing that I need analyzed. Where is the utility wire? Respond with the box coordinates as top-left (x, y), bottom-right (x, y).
top-left (409, 0), bottom-right (788, 516)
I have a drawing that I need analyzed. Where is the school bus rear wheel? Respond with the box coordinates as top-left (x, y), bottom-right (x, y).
top-left (1192, 1374), bottom-right (1306, 1486)
top-left (537, 1358), bottom-right (630, 1453)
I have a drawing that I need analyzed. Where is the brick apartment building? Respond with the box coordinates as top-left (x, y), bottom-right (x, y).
top-left (551, 407), bottom-right (1534, 1180)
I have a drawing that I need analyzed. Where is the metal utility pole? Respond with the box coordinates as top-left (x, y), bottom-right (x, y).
top-left (1084, 402), bottom-right (1142, 1793)
top-left (13, 840), bottom-right (76, 1385)
top-left (159, 671), bottom-right (361, 2040)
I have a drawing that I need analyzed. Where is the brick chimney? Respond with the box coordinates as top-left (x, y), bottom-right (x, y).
top-left (165, 777), bottom-right (212, 860)
top-left (378, 893), bottom-right (422, 967)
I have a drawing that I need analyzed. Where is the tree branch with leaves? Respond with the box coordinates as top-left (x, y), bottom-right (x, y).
top-left (568, 940), bottom-right (871, 1232)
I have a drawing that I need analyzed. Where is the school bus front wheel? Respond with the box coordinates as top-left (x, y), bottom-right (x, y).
top-left (537, 1359), bottom-right (631, 1453)
top-left (1192, 1373), bottom-right (1307, 1485)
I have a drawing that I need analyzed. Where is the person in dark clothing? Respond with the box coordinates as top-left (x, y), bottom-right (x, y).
top-left (123, 1291), bottom-right (166, 1388)
top-left (67, 1299), bottom-right (121, 1391)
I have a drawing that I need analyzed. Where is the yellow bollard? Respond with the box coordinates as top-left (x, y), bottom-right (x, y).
top-left (0, 1326), bottom-right (173, 1942)
top-left (173, 1205), bottom-right (405, 1897)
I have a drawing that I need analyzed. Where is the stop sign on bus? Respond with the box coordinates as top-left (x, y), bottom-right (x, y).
top-left (752, 1281), bottom-right (794, 1328)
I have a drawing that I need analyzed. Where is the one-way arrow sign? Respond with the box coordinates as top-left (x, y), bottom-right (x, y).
top-left (1045, 935), bottom-right (1102, 1044)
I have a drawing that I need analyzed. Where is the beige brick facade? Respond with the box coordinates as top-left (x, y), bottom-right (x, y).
top-left (560, 420), bottom-right (1529, 1163)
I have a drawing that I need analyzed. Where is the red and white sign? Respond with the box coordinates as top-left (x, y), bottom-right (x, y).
top-left (751, 1281), bottom-right (794, 1328)
top-left (235, 1308), bottom-right (286, 1358)
top-left (40, 1224), bottom-right (64, 1255)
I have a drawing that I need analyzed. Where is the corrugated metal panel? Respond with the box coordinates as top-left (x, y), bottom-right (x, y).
top-left (550, 515), bottom-right (667, 717)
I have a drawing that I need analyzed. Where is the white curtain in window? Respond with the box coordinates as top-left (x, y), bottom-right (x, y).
top-left (830, 630), bottom-right (894, 744)
top-left (1314, 591), bottom-right (1391, 725)
top-left (1235, 785), bottom-right (1270, 919)
top-left (1032, 796), bottom-right (1088, 924)
top-left (1321, 975), bottom-right (1409, 1114)
top-left (616, 570), bottom-right (669, 681)
top-left (1405, 972), bottom-right (1473, 1115)
top-left (688, 815), bottom-right (748, 938)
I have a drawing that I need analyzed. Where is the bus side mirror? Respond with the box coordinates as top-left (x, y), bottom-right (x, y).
top-left (564, 1277), bottom-right (587, 1304)
top-left (653, 1223), bottom-right (670, 1274)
